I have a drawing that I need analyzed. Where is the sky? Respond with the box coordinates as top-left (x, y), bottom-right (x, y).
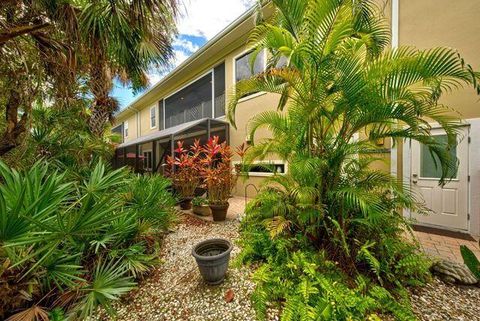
top-left (111, 0), bottom-right (255, 109)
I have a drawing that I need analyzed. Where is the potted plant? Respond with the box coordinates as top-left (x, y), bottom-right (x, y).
top-left (166, 140), bottom-right (202, 210)
top-left (201, 136), bottom-right (237, 221)
top-left (192, 197), bottom-right (211, 216)
top-left (192, 238), bottom-right (233, 285)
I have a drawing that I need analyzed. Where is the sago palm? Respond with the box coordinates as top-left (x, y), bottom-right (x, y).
top-left (228, 0), bottom-right (479, 270)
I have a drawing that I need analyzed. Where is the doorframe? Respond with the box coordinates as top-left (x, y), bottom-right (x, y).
top-left (400, 119), bottom-right (480, 237)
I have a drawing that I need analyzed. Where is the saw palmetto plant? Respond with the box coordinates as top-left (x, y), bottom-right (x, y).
top-left (0, 161), bottom-right (176, 320)
top-left (229, 0), bottom-right (480, 319)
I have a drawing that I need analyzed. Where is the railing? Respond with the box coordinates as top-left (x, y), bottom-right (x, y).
top-left (165, 93), bottom-right (225, 128)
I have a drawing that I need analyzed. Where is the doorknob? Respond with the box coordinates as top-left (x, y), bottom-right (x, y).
top-left (412, 173), bottom-right (418, 184)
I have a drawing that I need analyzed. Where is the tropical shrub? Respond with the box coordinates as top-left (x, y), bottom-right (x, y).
top-left (166, 140), bottom-right (203, 199)
top-left (228, 0), bottom-right (479, 319)
top-left (1, 102), bottom-right (118, 179)
top-left (166, 136), bottom-right (238, 205)
top-left (192, 197), bottom-right (208, 206)
top-left (0, 160), bottom-right (176, 319)
top-left (201, 136), bottom-right (237, 206)
top-left (460, 245), bottom-right (480, 280)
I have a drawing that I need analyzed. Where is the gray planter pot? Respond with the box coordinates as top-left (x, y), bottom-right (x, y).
top-left (192, 238), bottom-right (232, 285)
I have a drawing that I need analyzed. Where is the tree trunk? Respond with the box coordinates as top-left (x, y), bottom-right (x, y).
top-left (88, 56), bottom-right (118, 137)
top-left (0, 87), bottom-right (31, 156)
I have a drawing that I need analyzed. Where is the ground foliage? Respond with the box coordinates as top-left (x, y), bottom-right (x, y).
top-left (230, 0), bottom-right (480, 320)
top-left (0, 161), bottom-right (177, 320)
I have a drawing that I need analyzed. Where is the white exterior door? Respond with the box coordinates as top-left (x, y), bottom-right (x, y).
top-left (410, 127), bottom-right (469, 230)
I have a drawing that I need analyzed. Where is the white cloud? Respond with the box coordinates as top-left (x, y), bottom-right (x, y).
top-left (173, 49), bottom-right (190, 66)
top-left (177, 0), bottom-right (255, 39)
top-left (173, 38), bottom-right (200, 53)
top-left (146, 0), bottom-right (255, 87)
top-left (147, 49), bottom-right (190, 85)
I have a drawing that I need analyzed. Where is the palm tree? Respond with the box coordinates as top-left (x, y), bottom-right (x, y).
top-left (228, 0), bottom-right (480, 268)
top-left (0, 0), bottom-right (179, 156)
top-left (79, 0), bottom-right (179, 136)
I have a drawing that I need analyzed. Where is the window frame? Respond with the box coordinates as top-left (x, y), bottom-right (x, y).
top-left (232, 160), bottom-right (287, 177)
top-left (159, 62), bottom-right (226, 129)
top-left (124, 121), bottom-right (129, 137)
top-left (232, 49), bottom-right (267, 101)
top-left (149, 105), bottom-right (156, 129)
top-left (143, 150), bottom-right (153, 171)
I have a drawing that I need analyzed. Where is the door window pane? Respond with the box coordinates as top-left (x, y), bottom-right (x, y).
top-left (420, 135), bottom-right (458, 179)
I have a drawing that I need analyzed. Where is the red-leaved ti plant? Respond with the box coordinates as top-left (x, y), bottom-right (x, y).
top-left (166, 140), bottom-right (202, 199)
top-left (201, 136), bottom-right (237, 206)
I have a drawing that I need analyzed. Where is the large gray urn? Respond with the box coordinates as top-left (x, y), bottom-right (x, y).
top-left (192, 238), bottom-right (232, 285)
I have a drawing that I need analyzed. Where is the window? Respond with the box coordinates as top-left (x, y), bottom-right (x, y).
top-left (143, 151), bottom-right (152, 170)
top-left (150, 106), bottom-right (156, 128)
top-left (235, 50), bottom-right (265, 83)
top-left (164, 73), bottom-right (212, 128)
top-left (420, 134), bottom-right (458, 179)
top-left (124, 121), bottom-right (129, 137)
top-left (214, 63), bottom-right (226, 118)
top-left (111, 124), bottom-right (124, 143)
top-left (235, 161), bottom-right (286, 176)
top-left (160, 62), bottom-right (225, 128)
top-left (275, 55), bottom-right (288, 68)
top-left (159, 100), bottom-right (165, 130)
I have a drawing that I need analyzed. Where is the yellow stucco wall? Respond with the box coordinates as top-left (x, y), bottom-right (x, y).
top-left (399, 0), bottom-right (480, 119)
top-left (123, 113), bottom-right (138, 143)
top-left (114, 0), bottom-right (480, 198)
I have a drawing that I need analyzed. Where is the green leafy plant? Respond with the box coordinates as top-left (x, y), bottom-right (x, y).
top-left (192, 197), bottom-right (208, 206)
top-left (0, 160), bottom-right (176, 319)
top-left (460, 245), bottom-right (480, 280)
top-left (228, 0), bottom-right (479, 319)
top-left (201, 136), bottom-right (237, 206)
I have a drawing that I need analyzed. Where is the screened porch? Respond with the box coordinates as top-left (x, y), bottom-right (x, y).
top-left (112, 118), bottom-right (229, 175)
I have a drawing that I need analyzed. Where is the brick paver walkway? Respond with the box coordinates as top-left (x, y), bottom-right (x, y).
top-left (413, 230), bottom-right (480, 263)
top-left (188, 197), bottom-right (480, 263)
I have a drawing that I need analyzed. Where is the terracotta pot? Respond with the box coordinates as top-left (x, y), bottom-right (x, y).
top-left (209, 202), bottom-right (229, 221)
top-left (179, 197), bottom-right (193, 210)
top-left (193, 204), bottom-right (211, 216)
top-left (192, 238), bottom-right (232, 285)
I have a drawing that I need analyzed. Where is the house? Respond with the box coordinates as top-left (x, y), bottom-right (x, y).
top-left (112, 0), bottom-right (480, 237)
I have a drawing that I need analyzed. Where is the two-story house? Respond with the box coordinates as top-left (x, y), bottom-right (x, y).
top-left (112, 0), bottom-right (480, 237)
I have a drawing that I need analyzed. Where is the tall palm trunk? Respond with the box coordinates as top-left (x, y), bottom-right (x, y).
top-left (88, 53), bottom-right (118, 137)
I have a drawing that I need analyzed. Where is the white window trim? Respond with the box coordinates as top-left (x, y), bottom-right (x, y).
top-left (150, 105), bottom-right (157, 129)
top-left (232, 48), bottom-right (267, 101)
top-left (124, 120), bottom-right (129, 137)
top-left (232, 160), bottom-right (287, 177)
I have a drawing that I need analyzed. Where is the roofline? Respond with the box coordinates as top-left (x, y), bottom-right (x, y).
top-left (115, 4), bottom-right (258, 119)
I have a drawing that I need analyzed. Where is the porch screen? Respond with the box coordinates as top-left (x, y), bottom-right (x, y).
top-left (214, 63), bottom-right (225, 118)
top-left (164, 74), bottom-right (212, 128)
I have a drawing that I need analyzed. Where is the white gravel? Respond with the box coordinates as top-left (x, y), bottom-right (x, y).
top-left (95, 214), bottom-right (279, 321)
top-left (94, 213), bottom-right (480, 321)
top-left (410, 277), bottom-right (480, 321)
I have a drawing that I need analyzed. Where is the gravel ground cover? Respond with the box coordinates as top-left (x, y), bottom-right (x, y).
top-left (95, 212), bottom-right (480, 321)
top-left (410, 278), bottom-right (480, 321)
top-left (95, 214), bottom-right (279, 321)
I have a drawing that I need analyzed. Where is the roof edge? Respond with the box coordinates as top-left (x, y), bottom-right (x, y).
top-left (115, 4), bottom-right (258, 120)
